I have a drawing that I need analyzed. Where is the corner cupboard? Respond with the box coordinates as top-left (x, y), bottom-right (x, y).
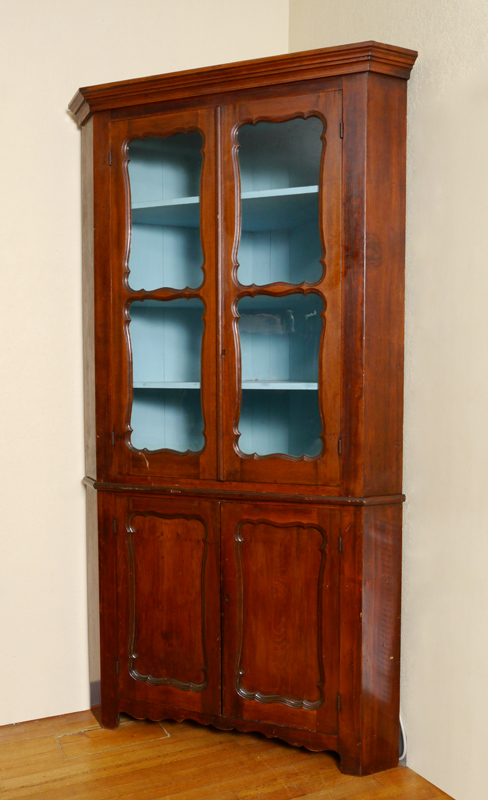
top-left (70, 41), bottom-right (417, 775)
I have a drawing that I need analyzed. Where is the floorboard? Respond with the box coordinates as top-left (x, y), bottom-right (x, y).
top-left (0, 710), bottom-right (453, 799)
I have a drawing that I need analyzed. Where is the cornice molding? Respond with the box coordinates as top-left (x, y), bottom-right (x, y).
top-left (69, 41), bottom-right (417, 125)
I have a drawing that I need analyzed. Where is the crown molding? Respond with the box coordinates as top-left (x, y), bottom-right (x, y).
top-left (69, 41), bottom-right (417, 125)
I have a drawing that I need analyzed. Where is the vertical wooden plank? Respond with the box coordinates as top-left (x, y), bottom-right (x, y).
top-left (91, 111), bottom-right (114, 480)
top-left (341, 74), bottom-right (368, 497)
top-left (361, 503), bottom-right (402, 773)
top-left (337, 505), bottom-right (363, 775)
top-left (85, 482), bottom-right (101, 706)
top-left (81, 118), bottom-right (96, 480)
top-left (363, 75), bottom-right (407, 496)
top-left (97, 490), bottom-right (119, 728)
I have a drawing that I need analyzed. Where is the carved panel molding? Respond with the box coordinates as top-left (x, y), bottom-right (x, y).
top-left (126, 512), bottom-right (209, 691)
top-left (234, 519), bottom-right (328, 710)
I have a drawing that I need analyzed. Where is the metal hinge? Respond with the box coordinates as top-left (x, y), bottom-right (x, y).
top-left (109, 150), bottom-right (112, 166)
top-left (337, 694), bottom-right (341, 710)
top-left (339, 121), bottom-right (344, 139)
top-left (116, 660), bottom-right (119, 675)
top-left (338, 438), bottom-right (342, 455)
top-left (111, 431), bottom-right (115, 446)
top-left (113, 519), bottom-right (117, 535)
top-left (338, 536), bottom-right (342, 553)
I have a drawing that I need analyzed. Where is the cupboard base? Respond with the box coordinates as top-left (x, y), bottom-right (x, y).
top-left (103, 699), bottom-right (398, 777)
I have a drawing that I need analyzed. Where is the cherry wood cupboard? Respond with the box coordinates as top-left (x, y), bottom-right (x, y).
top-left (70, 41), bottom-right (417, 776)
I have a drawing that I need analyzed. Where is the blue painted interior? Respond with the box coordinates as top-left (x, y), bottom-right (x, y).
top-left (128, 133), bottom-right (203, 290)
top-left (237, 293), bottom-right (323, 456)
top-left (129, 299), bottom-right (204, 452)
top-left (125, 118), bottom-right (325, 456)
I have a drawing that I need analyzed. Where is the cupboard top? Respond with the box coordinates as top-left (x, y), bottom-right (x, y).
top-left (69, 41), bottom-right (417, 125)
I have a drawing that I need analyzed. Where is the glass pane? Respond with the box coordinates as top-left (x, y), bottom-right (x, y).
top-left (127, 132), bottom-right (203, 291)
top-left (237, 118), bottom-right (323, 286)
top-left (129, 299), bottom-right (204, 452)
top-left (237, 293), bottom-right (323, 457)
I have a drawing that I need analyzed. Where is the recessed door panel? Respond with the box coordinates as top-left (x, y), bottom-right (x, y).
top-left (116, 496), bottom-right (220, 716)
top-left (222, 502), bottom-right (340, 734)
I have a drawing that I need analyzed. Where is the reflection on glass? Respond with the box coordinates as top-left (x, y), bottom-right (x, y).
top-left (127, 132), bottom-right (203, 291)
top-left (237, 294), bottom-right (323, 457)
top-left (237, 118), bottom-right (323, 286)
top-left (129, 299), bottom-right (204, 452)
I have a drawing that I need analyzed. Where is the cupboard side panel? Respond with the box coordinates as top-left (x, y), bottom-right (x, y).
top-left (336, 506), bottom-right (363, 775)
top-left (361, 503), bottom-right (402, 773)
top-left (81, 118), bottom-right (96, 480)
top-left (97, 490), bottom-right (119, 727)
top-left (92, 112), bottom-right (114, 480)
top-left (86, 482), bottom-right (101, 706)
top-left (363, 74), bottom-right (407, 496)
top-left (341, 74), bottom-right (368, 497)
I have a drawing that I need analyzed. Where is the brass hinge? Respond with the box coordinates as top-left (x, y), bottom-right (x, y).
top-left (109, 150), bottom-right (112, 166)
top-left (338, 536), bottom-right (342, 553)
top-left (113, 519), bottom-right (117, 535)
top-left (115, 660), bottom-right (119, 675)
top-left (338, 438), bottom-right (342, 455)
top-left (339, 121), bottom-right (344, 139)
top-left (111, 431), bottom-right (115, 446)
top-left (337, 694), bottom-right (341, 711)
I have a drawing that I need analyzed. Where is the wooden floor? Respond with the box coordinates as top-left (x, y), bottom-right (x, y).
top-left (0, 709), bottom-right (452, 799)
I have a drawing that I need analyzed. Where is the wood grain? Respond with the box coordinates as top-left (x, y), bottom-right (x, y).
top-left (0, 710), bottom-right (453, 800)
top-left (69, 42), bottom-right (417, 125)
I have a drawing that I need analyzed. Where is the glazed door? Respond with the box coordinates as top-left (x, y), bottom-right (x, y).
top-left (221, 91), bottom-right (343, 486)
top-left (110, 109), bottom-right (218, 481)
top-left (221, 502), bottom-right (340, 735)
top-left (115, 495), bottom-right (221, 716)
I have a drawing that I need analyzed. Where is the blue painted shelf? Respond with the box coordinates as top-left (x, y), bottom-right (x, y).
top-left (133, 381), bottom-right (317, 390)
top-left (131, 185), bottom-right (319, 230)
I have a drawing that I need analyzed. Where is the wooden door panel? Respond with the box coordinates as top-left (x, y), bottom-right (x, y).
top-left (116, 496), bottom-right (220, 716)
top-left (221, 90), bottom-right (343, 487)
top-left (109, 108), bottom-right (218, 482)
top-left (222, 502), bottom-right (340, 734)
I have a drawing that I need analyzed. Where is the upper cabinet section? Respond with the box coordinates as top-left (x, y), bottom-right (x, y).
top-left (73, 43), bottom-right (416, 495)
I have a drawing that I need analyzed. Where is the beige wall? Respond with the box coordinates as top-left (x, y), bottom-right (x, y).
top-left (0, 0), bottom-right (289, 727)
top-left (289, 2), bottom-right (488, 799)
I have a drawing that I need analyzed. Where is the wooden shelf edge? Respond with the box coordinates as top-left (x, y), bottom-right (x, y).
top-left (69, 41), bottom-right (418, 125)
top-left (82, 475), bottom-right (405, 506)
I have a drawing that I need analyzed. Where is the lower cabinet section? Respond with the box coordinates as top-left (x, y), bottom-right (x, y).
top-left (94, 489), bottom-right (402, 776)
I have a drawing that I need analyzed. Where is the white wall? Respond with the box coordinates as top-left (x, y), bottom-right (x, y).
top-left (289, 2), bottom-right (488, 799)
top-left (0, 0), bottom-right (289, 727)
